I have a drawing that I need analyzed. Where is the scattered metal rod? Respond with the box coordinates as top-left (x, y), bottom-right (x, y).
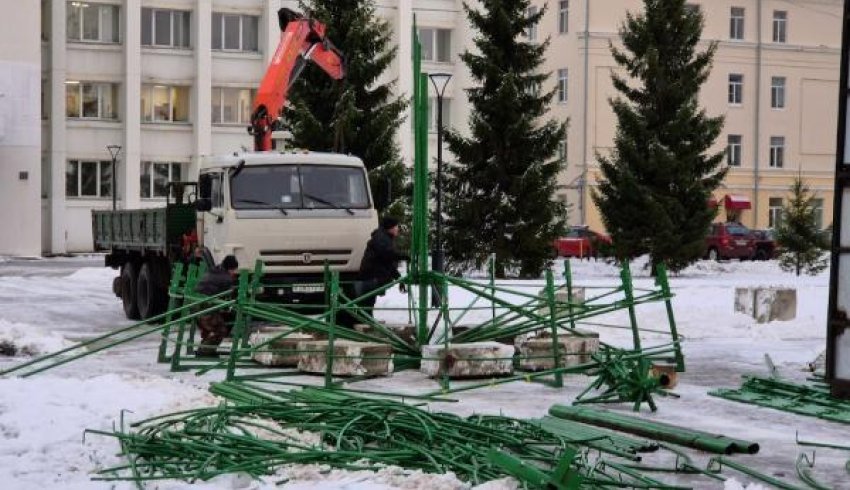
top-left (796, 431), bottom-right (850, 451)
top-left (548, 405), bottom-right (760, 455)
top-left (795, 453), bottom-right (832, 490)
top-left (708, 456), bottom-right (805, 490)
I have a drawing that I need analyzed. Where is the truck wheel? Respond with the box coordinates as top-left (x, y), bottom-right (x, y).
top-left (755, 248), bottom-right (768, 261)
top-left (137, 261), bottom-right (167, 320)
top-left (121, 263), bottom-right (141, 320)
top-left (707, 248), bottom-right (720, 262)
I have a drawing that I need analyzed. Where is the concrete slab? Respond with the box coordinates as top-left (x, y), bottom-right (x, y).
top-left (735, 287), bottom-right (797, 323)
top-left (297, 340), bottom-right (393, 376)
top-left (354, 323), bottom-right (417, 346)
top-left (421, 342), bottom-right (515, 378)
top-left (517, 330), bottom-right (600, 371)
top-left (249, 328), bottom-right (312, 367)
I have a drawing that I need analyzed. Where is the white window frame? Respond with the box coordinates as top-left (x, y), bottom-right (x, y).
top-left (67, 2), bottom-right (120, 43)
top-left (212, 13), bottom-right (260, 52)
top-left (66, 160), bottom-right (113, 198)
top-left (768, 197), bottom-right (784, 228)
top-left (526, 7), bottom-right (538, 41)
top-left (558, 1), bottom-right (569, 34)
top-left (141, 84), bottom-right (190, 123)
top-left (727, 134), bottom-right (742, 167)
top-left (557, 68), bottom-right (568, 103)
top-left (418, 27), bottom-right (452, 63)
top-left (65, 81), bottom-right (118, 120)
top-left (730, 7), bottom-right (745, 40)
top-left (142, 8), bottom-right (191, 48)
top-left (813, 198), bottom-right (824, 229)
top-left (212, 87), bottom-right (255, 125)
top-left (557, 139), bottom-right (567, 163)
top-left (771, 76), bottom-right (786, 109)
top-left (728, 74), bottom-right (743, 105)
top-left (769, 136), bottom-right (785, 168)
top-left (773, 11), bottom-right (787, 43)
top-left (140, 161), bottom-right (184, 199)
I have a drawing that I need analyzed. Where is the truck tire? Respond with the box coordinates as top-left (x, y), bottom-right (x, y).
top-left (121, 263), bottom-right (141, 320)
top-left (755, 248), bottom-right (769, 261)
top-left (137, 261), bottom-right (167, 320)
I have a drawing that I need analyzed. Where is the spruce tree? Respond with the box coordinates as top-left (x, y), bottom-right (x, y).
top-left (775, 177), bottom-right (829, 276)
top-left (593, 0), bottom-right (726, 272)
top-left (443, 0), bottom-right (568, 278)
top-left (286, 0), bottom-right (407, 214)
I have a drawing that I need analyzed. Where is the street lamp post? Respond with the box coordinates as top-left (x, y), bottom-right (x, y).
top-left (428, 73), bottom-right (452, 276)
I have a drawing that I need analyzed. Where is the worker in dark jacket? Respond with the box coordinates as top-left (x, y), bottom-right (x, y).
top-left (194, 255), bottom-right (239, 357)
top-left (356, 216), bottom-right (409, 317)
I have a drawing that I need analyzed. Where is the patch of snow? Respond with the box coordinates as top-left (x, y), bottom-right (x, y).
top-left (0, 319), bottom-right (73, 357)
top-left (724, 478), bottom-right (769, 490)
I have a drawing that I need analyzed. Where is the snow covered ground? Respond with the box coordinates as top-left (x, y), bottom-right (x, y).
top-left (0, 256), bottom-right (845, 489)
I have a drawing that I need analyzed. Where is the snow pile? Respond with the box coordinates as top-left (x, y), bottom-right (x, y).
top-left (724, 478), bottom-right (768, 490)
top-left (0, 319), bottom-right (73, 357)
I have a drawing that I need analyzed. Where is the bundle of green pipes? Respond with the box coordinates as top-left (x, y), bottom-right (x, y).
top-left (709, 376), bottom-right (850, 425)
top-left (534, 415), bottom-right (659, 461)
top-left (548, 405), bottom-right (760, 455)
top-left (87, 383), bottom-right (698, 488)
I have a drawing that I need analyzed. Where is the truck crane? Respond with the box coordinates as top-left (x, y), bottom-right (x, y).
top-left (92, 9), bottom-right (377, 320)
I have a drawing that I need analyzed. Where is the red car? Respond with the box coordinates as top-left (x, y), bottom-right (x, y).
top-left (704, 222), bottom-right (756, 261)
top-left (554, 226), bottom-right (612, 258)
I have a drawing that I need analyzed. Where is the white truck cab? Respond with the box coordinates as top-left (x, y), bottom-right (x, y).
top-left (196, 150), bottom-right (378, 297)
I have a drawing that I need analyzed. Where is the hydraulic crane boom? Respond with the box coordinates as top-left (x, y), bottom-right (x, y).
top-left (250, 8), bottom-right (345, 151)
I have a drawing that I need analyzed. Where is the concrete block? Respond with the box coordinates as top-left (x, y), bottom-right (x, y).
top-left (249, 327), bottom-right (313, 367)
top-left (297, 340), bottom-right (393, 376)
top-left (421, 342), bottom-right (515, 378)
top-left (735, 287), bottom-right (797, 323)
top-left (354, 323), bottom-right (417, 345)
top-left (517, 330), bottom-right (600, 371)
top-left (535, 288), bottom-right (586, 320)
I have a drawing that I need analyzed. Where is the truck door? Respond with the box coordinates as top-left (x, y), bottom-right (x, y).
top-left (198, 171), bottom-right (225, 262)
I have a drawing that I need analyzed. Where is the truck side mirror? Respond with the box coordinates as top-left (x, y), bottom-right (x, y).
top-left (195, 198), bottom-right (212, 212)
top-left (374, 175), bottom-right (393, 210)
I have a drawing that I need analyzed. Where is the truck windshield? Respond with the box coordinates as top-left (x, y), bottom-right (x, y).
top-left (230, 165), bottom-right (370, 210)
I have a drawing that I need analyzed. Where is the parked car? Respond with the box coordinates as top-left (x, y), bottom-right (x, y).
top-left (751, 229), bottom-right (777, 260)
top-left (704, 222), bottom-right (756, 261)
top-left (554, 226), bottom-right (612, 258)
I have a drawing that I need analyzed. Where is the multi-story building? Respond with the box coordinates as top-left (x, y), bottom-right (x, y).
top-left (38, 0), bottom-right (470, 254)
top-left (4, 0), bottom-right (840, 255)
top-left (534, 0), bottom-right (841, 232)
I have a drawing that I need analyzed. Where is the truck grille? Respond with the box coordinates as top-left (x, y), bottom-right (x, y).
top-left (259, 249), bottom-right (352, 267)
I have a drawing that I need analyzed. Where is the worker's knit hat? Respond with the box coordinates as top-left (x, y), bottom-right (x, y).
top-left (221, 255), bottom-right (239, 271)
top-left (380, 216), bottom-right (400, 230)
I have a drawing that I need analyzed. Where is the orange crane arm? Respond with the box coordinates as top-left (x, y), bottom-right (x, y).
top-left (250, 8), bottom-right (345, 151)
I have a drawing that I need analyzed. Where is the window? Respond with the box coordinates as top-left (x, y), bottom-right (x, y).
top-left (768, 197), bottom-right (784, 228)
top-left (428, 97), bottom-right (451, 132)
top-left (771, 76), bottom-right (786, 109)
top-left (199, 172), bottom-right (224, 207)
top-left (813, 198), bottom-right (824, 229)
top-left (212, 87), bottom-right (255, 125)
top-left (557, 69), bottom-right (568, 103)
top-left (140, 162), bottom-right (183, 199)
top-left (141, 84), bottom-right (190, 123)
top-left (685, 4), bottom-right (700, 15)
top-left (41, 79), bottom-right (49, 120)
top-left (769, 136), bottom-right (785, 168)
top-left (526, 7), bottom-right (538, 41)
top-left (557, 138), bottom-right (567, 163)
top-left (67, 2), bottom-right (119, 43)
top-left (66, 160), bottom-right (112, 198)
top-left (728, 74), bottom-right (743, 105)
top-left (558, 1), bottom-right (569, 34)
top-left (141, 8), bottom-right (190, 48)
top-left (212, 13), bottom-right (259, 52)
top-left (65, 81), bottom-right (118, 120)
top-left (730, 7), bottom-right (745, 40)
top-left (773, 11), bottom-right (787, 43)
top-left (418, 28), bottom-right (452, 62)
top-left (727, 135), bottom-right (742, 167)
top-left (230, 165), bottom-right (370, 210)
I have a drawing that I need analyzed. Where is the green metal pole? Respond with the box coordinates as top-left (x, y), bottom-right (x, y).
top-left (489, 254), bottom-right (496, 328)
top-left (440, 272), bottom-right (451, 391)
top-left (158, 263), bottom-right (184, 363)
top-left (325, 271), bottom-right (340, 388)
top-left (564, 259), bottom-right (577, 331)
top-left (620, 261), bottom-right (642, 352)
top-left (171, 264), bottom-right (199, 370)
top-left (655, 263), bottom-right (684, 372)
top-left (225, 270), bottom-right (250, 381)
top-left (546, 269), bottom-right (564, 388)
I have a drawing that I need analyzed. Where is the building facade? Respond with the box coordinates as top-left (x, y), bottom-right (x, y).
top-left (0, 2), bottom-right (41, 256)
top-left (533, 0), bottom-right (841, 232)
top-left (3, 0), bottom-right (841, 255)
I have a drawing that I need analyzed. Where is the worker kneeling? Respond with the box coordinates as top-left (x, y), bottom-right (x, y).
top-left (194, 255), bottom-right (239, 357)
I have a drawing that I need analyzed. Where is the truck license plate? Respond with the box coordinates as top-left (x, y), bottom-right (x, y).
top-left (292, 284), bottom-right (324, 294)
top-left (736, 240), bottom-right (746, 246)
